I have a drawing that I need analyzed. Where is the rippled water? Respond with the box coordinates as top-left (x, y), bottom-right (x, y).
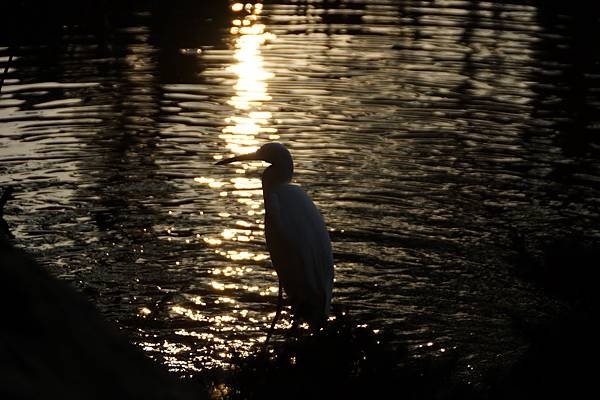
top-left (2, 0), bottom-right (599, 380)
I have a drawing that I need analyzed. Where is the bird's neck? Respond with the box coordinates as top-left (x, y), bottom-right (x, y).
top-left (262, 163), bottom-right (293, 191)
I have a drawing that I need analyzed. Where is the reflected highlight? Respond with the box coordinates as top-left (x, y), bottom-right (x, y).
top-left (198, 2), bottom-right (279, 356)
top-left (220, 2), bottom-right (276, 155)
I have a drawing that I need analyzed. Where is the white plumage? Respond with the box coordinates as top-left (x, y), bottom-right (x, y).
top-left (216, 143), bottom-right (334, 331)
top-left (264, 184), bottom-right (333, 325)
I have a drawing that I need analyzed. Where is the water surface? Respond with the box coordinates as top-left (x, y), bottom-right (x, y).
top-left (1, 0), bottom-right (599, 381)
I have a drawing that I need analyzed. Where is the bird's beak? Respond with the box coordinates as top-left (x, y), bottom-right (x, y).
top-left (215, 152), bottom-right (259, 165)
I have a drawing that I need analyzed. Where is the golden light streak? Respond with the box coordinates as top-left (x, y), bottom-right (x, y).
top-left (220, 2), bottom-right (276, 155)
top-left (184, 4), bottom-right (279, 358)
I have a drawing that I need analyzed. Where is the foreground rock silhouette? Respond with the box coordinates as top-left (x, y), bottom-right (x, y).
top-left (0, 238), bottom-right (201, 400)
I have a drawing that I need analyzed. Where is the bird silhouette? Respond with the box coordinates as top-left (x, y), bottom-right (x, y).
top-left (216, 143), bottom-right (334, 345)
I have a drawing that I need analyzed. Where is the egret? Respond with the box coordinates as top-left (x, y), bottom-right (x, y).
top-left (216, 143), bottom-right (334, 344)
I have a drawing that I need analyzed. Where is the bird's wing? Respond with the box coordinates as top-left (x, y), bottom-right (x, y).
top-left (264, 184), bottom-right (333, 323)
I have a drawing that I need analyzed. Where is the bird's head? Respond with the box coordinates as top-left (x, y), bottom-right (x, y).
top-left (215, 142), bottom-right (293, 168)
top-left (215, 142), bottom-right (294, 185)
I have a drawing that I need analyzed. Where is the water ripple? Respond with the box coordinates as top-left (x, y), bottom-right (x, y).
top-left (1, 0), bottom-right (599, 378)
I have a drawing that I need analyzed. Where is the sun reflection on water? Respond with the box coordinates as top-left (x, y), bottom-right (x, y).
top-left (185, 1), bottom-right (277, 368)
top-left (220, 2), bottom-right (277, 155)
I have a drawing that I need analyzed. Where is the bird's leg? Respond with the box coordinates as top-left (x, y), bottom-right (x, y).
top-left (289, 318), bottom-right (299, 333)
top-left (263, 282), bottom-right (283, 351)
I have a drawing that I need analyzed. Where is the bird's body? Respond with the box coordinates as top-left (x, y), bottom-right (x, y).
top-left (216, 143), bottom-right (334, 331)
top-left (264, 183), bottom-right (333, 325)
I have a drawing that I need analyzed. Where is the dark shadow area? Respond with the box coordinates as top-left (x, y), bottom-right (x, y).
top-left (497, 235), bottom-right (600, 399)
top-left (0, 238), bottom-right (202, 400)
top-left (0, 1), bottom-right (230, 45)
top-left (532, 0), bottom-right (600, 156)
top-left (151, 1), bottom-right (231, 83)
top-left (507, 6), bottom-right (600, 394)
top-left (512, 235), bottom-right (599, 308)
top-left (186, 311), bottom-right (483, 400)
top-left (0, 187), bottom-right (14, 240)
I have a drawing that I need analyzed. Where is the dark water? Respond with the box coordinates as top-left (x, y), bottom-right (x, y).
top-left (1, 0), bottom-right (599, 381)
